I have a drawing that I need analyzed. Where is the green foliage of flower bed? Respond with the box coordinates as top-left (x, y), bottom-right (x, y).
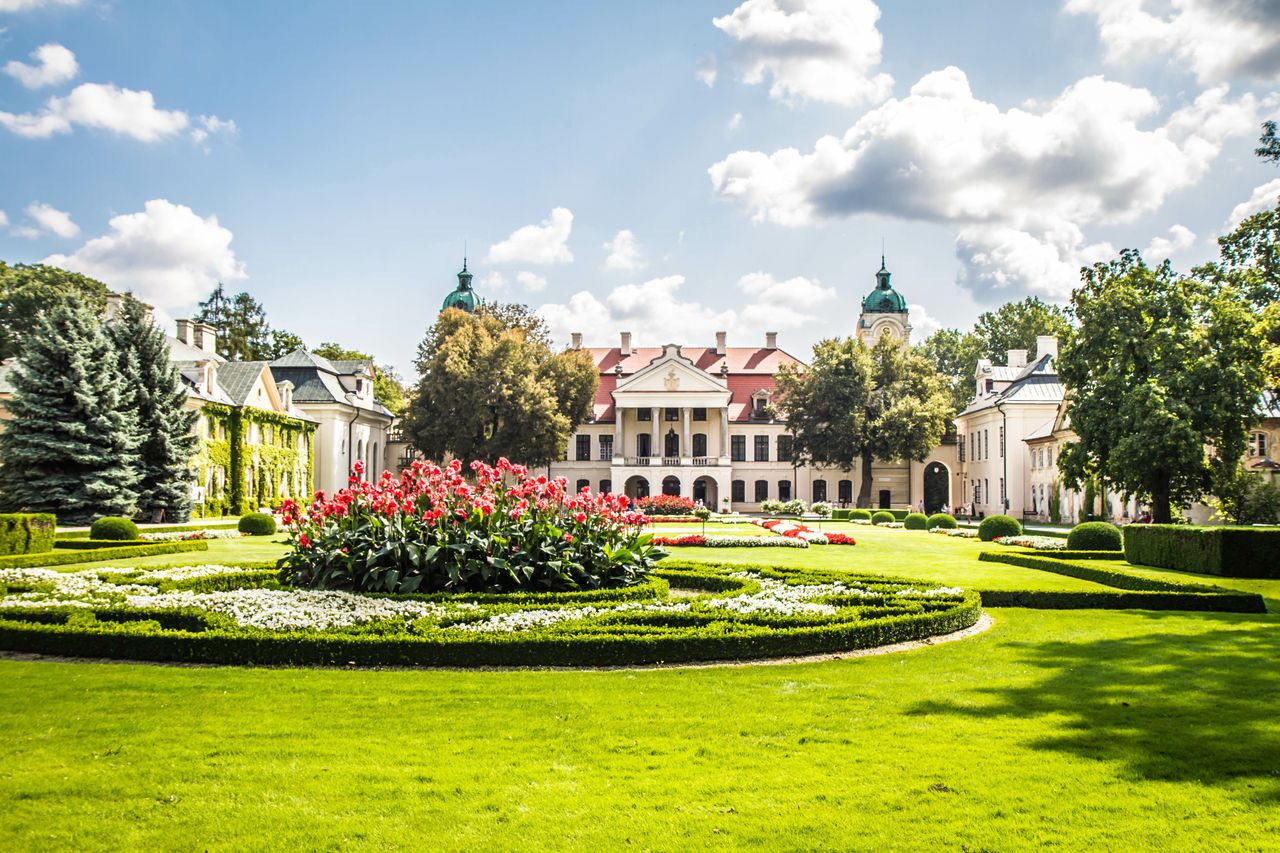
top-left (904, 513), bottom-right (928, 530)
top-left (1067, 521), bottom-right (1122, 551)
top-left (926, 513), bottom-right (957, 530)
top-left (54, 539), bottom-right (152, 550)
top-left (978, 515), bottom-right (1021, 541)
top-left (1123, 524), bottom-right (1280, 578)
top-left (871, 511), bottom-right (895, 525)
top-left (238, 513), bottom-right (276, 536)
top-left (977, 589), bottom-right (1265, 611)
top-left (0, 561), bottom-right (981, 667)
top-left (0, 540), bottom-right (208, 569)
top-left (0, 513), bottom-right (55, 556)
top-left (89, 516), bottom-right (139, 541)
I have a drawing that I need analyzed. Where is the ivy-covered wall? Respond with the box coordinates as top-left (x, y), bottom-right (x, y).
top-left (192, 403), bottom-right (315, 518)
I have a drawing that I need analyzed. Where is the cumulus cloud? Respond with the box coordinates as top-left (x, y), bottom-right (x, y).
top-left (711, 0), bottom-right (893, 107)
top-left (515, 270), bottom-right (547, 292)
top-left (190, 114), bottom-right (237, 146)
top-left (709, 66), bottom-right (1258, 299)
top-left (478, 270), bottom-right (507, 292)
top-left (0, 0), bottom-right (82, 11)
top-left (1067, 0), bottom-right (1280, 84)
top-left (3, 43), bottom-right (77, 88)
top-left (15, 201), bottom-right (79, 238)
top-left (487, 207), bottom-right (574, 265)
top-left (603, 229), bottom-right (646, 271)
top-left (538, 271), bottom-right (832, 347)
top-left (0, 82), bottom-right (190, 141)
top-left (729, 111), bottom-right (743, 130)
top-left (907, 303), bottom-right (943, 343)
top-left (43, 199), bottom-right (246, 309)
top-left (1226, 177), bottom-right (1280, 229)
top-left (696, 54), bottom-right (718, 87)
top-left (1143, 224), bottom-right (1197, 260)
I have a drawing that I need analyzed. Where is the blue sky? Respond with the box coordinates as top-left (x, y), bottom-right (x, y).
top-left (2, 0), bottom-right (1278, 374)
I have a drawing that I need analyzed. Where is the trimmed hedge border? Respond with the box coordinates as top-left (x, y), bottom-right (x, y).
top-left (1026, 550), bottom-right (1128, 561)
top-left (0, 513), bottom-right (56, 557)
top-left (58, 521), bottom-right (240, 540)
top-left (0, 540), bottom-right (209, 569)
top-left (1123, 524), bottom-right (1280, 578)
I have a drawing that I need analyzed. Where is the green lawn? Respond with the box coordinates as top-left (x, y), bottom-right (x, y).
top-left (54, 536), bottom-right (290, 570)
top-left (4, 521), bottom-right (1279, 849)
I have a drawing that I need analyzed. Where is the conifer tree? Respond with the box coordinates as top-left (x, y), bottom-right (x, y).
top-left (0, 299), bottom-right (141, 524)
top-left (107, 297), bottom-right (199, 521)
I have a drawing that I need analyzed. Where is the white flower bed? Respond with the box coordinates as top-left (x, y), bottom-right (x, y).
top-left (941, 529), bottom-right (979, 538)
top-left (879, 522), bottom-right (905, 529)
top-left (702, 535), bottom-right (809, 548)
top-left (140, 529), bottom-right (245, 542)
top-left (993, 535), bottom-right (1067, 550)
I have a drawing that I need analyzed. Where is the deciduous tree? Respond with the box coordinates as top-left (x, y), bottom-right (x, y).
top-left (0, 262), bottom-right (109, 361)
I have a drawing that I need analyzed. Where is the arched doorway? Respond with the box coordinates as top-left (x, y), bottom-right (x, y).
top-left (624, 475), bottom-right (649, 500)
top-left (692, 475), bottom-right (718, 507)
top-left (924, 462), bottom-right (949, 514)
top-left (662, 475), bottom-right (681, 496)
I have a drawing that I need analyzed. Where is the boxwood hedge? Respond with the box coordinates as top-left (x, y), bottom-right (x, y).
top-left (0, 540), bottom-right (208, 569)
top-left (1123, 524), bottom-right (1280, 578)
top-left (0, 513), bottom-right (55, 557)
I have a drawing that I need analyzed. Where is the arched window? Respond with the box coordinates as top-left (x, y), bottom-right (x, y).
top-left (692, 433), bottom-right (707, 457)
top-left (778, 480), bottom-right (791, 501)
top-left (754, 480), bottom-right (768, 502)
top-left (812, 479), bottom-right (827, 502)
top-left (576, 479), bottom-right (590, 493)
top-left (731, 480), bottom-right (745, 502)
top-left (838, 480), bottom-right (853, 505)
top-left (356, 439), bottom-right (364, 476)
top-left (599, 479), bottom-right (612, 494)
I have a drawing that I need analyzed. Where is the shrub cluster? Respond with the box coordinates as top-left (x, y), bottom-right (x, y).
top-left (89, 516), bottom-right (139, 541)
top-left (636, 495), bottom-right (696, 516)
top-left (1067, 521), bottom-right (1122, 551)
top-left (903, 513), bottom-right (928, 530)
top-left (809, 502), bottom-right (833, 518)
top-left (238, 512), bottom-right (277, 536)
top-left (871, 511), bottom-right (896, 525)
top-left (1123, 524), bottom-right (1280, 578)
top-left (849, 509), bottom-right (872, 521)
top-left (977, 515), bottom-right (1021, 541)
top-left (0, 513), bottom-right (55, 556)
top-left (926, 513), bottom-right (957, 530)
top-left (0, 540), bottom-right (208, 569)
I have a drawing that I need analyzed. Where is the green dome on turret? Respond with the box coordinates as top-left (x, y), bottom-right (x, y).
top-left (441, 258), bottom-right (478, 313)
top-left (861, 257), bottom-right (907, 314)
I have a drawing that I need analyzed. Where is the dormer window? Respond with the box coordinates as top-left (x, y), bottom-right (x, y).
top-left (750, 390), bottom-right (770, 420)
top-left (355, 378), bottom-right (364, 396)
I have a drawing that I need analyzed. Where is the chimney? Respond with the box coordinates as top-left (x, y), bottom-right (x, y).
top-left (765, 331), bottom-right (778, 350)
top-left (571, 332), bottom-right (583, 349)
top-left (1036, 335), bottom-right (1059, 360)
top-left (1007, 349), bottom-right (1027, 368)
top-left (176, 319), bottom-right (194, 346)
top-left (194, 322), bottom-right (218, 355)
top-left (104, 293), bottom-right (125, 321)
top-left (715, 331), bottom-right (727, 356)
top-left (200, 359), bottom-right (218, 397)
top-left (277, 379), bottom-right (294, 411)
top-left (620, 331), bottom-right (632, 357)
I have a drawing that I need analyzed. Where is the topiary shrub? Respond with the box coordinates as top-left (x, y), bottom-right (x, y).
top-left (238, 512), bottom-right (277, 536)
top-left (903, 512), bottom-right (928, 530)
top-left (1067, 521), bottom-right (1122, 552)
top-left (849, 509), bottom-right (872, 521)
top-left (89, 516), bottom-right (139, 541)
top-left (871, 511), bottom-right (895, 525)
top-left (977, 514), bottom-right (1021, 542)
top-left (832, 509), bottom-right (850, 520)
top-left (927, 513), bottom-right (957, 530)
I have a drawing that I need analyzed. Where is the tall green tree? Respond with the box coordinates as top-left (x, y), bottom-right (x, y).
top-left (916, 327), bottom-right (983, 414)
top-left (267, 329), bottom-right (305, 360)
top-left (0, 262), bottom-right (109, 361)
top-left (404, 305), bottom-right (598, 467)
top-left (1057, 251), bottom-right (1263, 523)
top-left (0, 299), bottom-right (141, 524)
top-left (194, 284), bottom-right (273, 360)
top-left (1258, 119), bottom-right (1279, 163)
top-left (107, 297), bottom-right (200, 521)
top-left (775, 335), bottom-right (951, 507)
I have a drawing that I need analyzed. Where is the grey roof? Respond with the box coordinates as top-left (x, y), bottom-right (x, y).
top-left (270, 348), bottom-right (340, 372)
top-left (1023, 420), bottom-right (1056, 442)
top-left (269, 348), bottom-right (394, 419)
top-left (330, 359), bottom-right (373, 375)
top-left (165, 335), bottom-right (225, 364)
top-left (958, 353), bottom-right (1063, 417)
top-left (216, 361), bottom-right (271, 406)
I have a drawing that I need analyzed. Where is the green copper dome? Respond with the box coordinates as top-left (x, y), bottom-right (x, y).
top-left (861, 258), bottom-right (907, 314)
top-left (441, 259), bottom-right (478, 313)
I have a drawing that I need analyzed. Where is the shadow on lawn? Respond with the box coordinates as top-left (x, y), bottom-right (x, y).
top-left (911, 613), bottom-right (1280, 797)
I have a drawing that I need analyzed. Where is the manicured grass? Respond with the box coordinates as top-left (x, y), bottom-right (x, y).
top-left (651, 521), bottom-right (772, 537)
top-left (662, 523), bottom-right (1110, 591)
top-left (1, 608), bottom-right (1277, 849)
top-left (50, 536), bottom-right (289, 570)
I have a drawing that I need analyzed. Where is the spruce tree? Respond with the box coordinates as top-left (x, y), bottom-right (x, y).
top-left (0, 298), bottom-right (141, 525)
top-left (107, 297), bottom-right (199, 521)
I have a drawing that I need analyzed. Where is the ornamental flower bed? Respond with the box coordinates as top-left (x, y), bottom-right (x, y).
top-left (140, 529), bottom-right (246, 542)
top-left (934, 528), bottom-right (979, 538)
top-left (277, 458), bottom-right (660, 595)
top-left (635, 495), bottom-right (697, 516)
top-left (651, 534), bottom-right (810, 548)
top-left (993, 535), bottom-right (1068, 551)
top-left (754, 519), bottom-right (855, 546)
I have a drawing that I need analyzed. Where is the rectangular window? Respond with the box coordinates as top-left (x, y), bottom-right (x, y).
top-left (777, 435), bottom-right (793, 462)
top-left (599, 435), bottom-right (613, 461)
top-left (754, 435), bottom-right (769, 462)
top-left (755, 480), bottom-right (769, 502)
top-left (778, 480), bottom-right (791, 501)
top-left (731, 480), bottom-right (745, 502)
top-left (959, 434), bottom-right (966, 463)
top-left (637, 408), bottom-right (652, 421)
top-left (731, 435), bottom-right (746, 462)
top-left (1000, 477), bottom-right (1006, 503)
top-left (692, 408), bottom-right (707, 421)
top-left (575, 434), bottom-right (591, 462)
top-left (985, 479), bottom-right (990, 505)
top-left (665, 407), bottom-right (679, 422)
top-left (983, 430), bottom-right (989, 460)
top-left (1250, 432), bottom-right (1268, 457)
top-left (999, 426), bottom-right (1005, 458)
top-left (975, 480), bottom-right (982, 505)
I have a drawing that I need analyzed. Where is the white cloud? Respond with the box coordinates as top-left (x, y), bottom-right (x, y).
top-left (729, 111), bottom-right (743, 130)
top-left (43, 199), bottom-right (246, 310)
top-left (487, 207), bottom-right (574, 265)
top-left (0, 0), bottom-right (82, 11)
top-left (603, 229), bottom-right (646, 271)
top-left (711, 0), bottom-right (893, 107)
top-left (0, 82), bottom-right (191, 141)
top-left (1143, 224), bottom-right (1197, 260)
top-left (3, 43), bottom-right (77, 88)
top-left (696, 54), bottom-right (718, 87)
top-left (538, 271), bottom-right (831, 347)
top-left (1226, 177), bottom-right (1280, 229)
top-left (907, 303), bottom-right (942, 343)
top-left (515, 270), bottom-right (547, 292)
top-left (22, 201), bottom-right (78, 238)
top-left (478, 270), bottom-right (507, 292)
top-left (0, 209), bottom-right (7, 227)
top-left (709, 66), bottom-right (1258, 299)
top-left (190, 114), bottom-right (237, 145)
top-left (1067, 0), bottom-right (1280, 84)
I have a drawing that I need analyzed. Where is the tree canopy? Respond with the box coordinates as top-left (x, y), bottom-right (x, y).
top-left (1057, 251), bottom-right (1263, 523)
top-left (775, 335), bottom-right (951, 507)
top-left (403, 304), bottom-right (598, 467)
top-left (0, 262), bottom-right (110, 361)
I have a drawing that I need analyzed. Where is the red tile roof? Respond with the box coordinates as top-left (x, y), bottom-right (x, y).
top-left (585, 346), bottom-right (804, 422)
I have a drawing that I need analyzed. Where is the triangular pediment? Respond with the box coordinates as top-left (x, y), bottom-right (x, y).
top-left (614, 344), bottom-right (728, 394)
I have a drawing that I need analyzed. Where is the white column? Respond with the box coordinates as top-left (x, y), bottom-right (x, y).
top-left (614, 406), bottom-right (623, 462)
top-left (681, 407), bottom-right (691, 458)
top-left (719, 409), bottom-right (730, 458)
top-left (650, 407), bottom-right (660, 457)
